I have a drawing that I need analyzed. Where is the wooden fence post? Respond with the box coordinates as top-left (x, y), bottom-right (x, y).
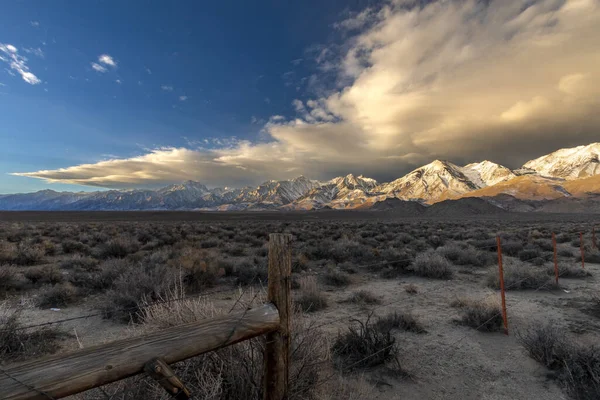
top-left (552, 232), bottom-right (559, 285)
top-left (264, 233), bottom-right (292, 400)
top-left (496, 236), bottom-right (508, 336)
top-left (580, 232), bottom-right (585, 269)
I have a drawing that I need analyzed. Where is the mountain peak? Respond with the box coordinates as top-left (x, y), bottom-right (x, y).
top-left (523, 143), bottom-right (600, 180)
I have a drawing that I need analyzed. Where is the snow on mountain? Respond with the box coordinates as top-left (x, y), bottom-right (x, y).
top-left (376, 160), bottom-right (479, 204)
top-left (523, 143), bottom-right (600, 180)
top-left (287, 174), bottom-right (380, 209)
top-left (232, 176), bottom-right (322, 205)
top-left (461, 161), bottom-right (516, 187)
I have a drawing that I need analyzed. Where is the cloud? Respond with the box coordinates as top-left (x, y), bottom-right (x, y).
top-left (0, 43), bottom-right (41, 85)
top-left (161, 85), bottom-right (174, 91)
top-left (30, 21), bottom-right (40, 27)
top-left (23, 47), bottom-right (44, 58)
top-left (91, 62), bottom-right (107, 73)
top-left (14, 0), bottom-right (600, 188)
top-left (179, 95), bottom-right (188, 101)
top-left (115, 79), bottom-right (122, 84)
top-left (98, 54), bottom-right (117, 67)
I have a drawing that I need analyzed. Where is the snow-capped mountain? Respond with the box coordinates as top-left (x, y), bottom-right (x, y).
top-left (376, 160), bottom-right (480, 204)
top-left (522, 143), bottom-right (600, 180)
top-left (3, 142), bottom-right (600, 211)
top-left (461, 161), bottom-right (516, 187)
top-left (233, 176), bottom-right (322, 205)
top-left (287, 174), bottom-right (380, 209)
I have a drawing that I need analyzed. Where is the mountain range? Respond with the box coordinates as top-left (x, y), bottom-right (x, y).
top-left (1, 143), bottom-right (599, 213)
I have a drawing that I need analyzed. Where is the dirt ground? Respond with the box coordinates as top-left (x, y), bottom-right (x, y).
top-left (1, 214), bottom-right (599, 399)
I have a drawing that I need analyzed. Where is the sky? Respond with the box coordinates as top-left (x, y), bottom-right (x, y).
top-left (1, 0), bottom-right (599, 194)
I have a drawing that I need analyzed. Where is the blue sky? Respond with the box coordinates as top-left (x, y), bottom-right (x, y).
top-left (0, 0), bottom-right (367, 193)
top-left (1, 0), bottom-right (599, 193)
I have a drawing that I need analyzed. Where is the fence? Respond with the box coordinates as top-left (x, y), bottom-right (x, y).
top-left (1, 227), bottom-right (598, 399)
top-left (0, 234), bottom-right (293, 400)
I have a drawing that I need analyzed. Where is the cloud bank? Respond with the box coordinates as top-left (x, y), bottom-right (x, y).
top-left (15, 0), bottom-right (600, 188)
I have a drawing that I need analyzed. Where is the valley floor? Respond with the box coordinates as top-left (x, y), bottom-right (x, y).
top-left (1, 214), bottom-right (599, 399)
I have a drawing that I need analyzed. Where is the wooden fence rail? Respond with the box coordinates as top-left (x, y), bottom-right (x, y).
top-left (0, 233), bottom-right (292, 400)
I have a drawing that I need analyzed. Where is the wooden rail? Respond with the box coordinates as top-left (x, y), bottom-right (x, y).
top-left (1, 304), bottom-right (280, 400)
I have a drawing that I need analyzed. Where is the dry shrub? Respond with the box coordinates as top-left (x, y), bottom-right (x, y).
top-left (60, 254), bottom-right (98, 270)
top-left (405, 283), bottom-right (418, 294)
top-left (437, 243), bottom-right (493, 267)
top-left (170, 247), bottom-right (220, 290)
top-left (13, 241), bottom-right (45, 265)
top-left (234, 261), bottom-right (268, 286)
top-left (331, 314), bottom-right (398, 370)
top-left (0, 307), bottom-right (67, 362)
top-left (61, 239), bottom-right (90, 254)
top-left (0, 265), bottom-right (19, 297)
top-left (24, 265), bottom-right (64, 285)
top-left (578, 249), bottom-right (600, 264)
top-left (323, 269), bottom-right (352, 287)
top-left (518, 323), bottom-right (600, 400)
top-left (296, 276), bottom-right (328, 313)
top-left (455, 297), bottom-right (503, 332)
top-left (411, 251), bottom-right (453, 279)
top-left (550, 264), bottom-right (591, 278)
top-left (101, 263), bottom-right (176, 323)
top-left (94, 237), bottom-right (140, 259)
top-left (486, 258), bottom-right (554, 290)
top-left (0, 242), bottom-right (17, 264)
top-left (374, 311), bottom-right (426, 334)
top-left (345, 290), bottom-right (381, 306)
top-left (38, 282), bottom-right (80, 308)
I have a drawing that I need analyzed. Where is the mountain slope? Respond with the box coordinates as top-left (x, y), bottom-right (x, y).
top-left (522, 143), bottom-right (600, 179)
top-left (459, 175), bottom-right (570, 201)
top-left (377, 160), bottom-right (480, 204)
top-left (461, 161), bottom-right (516, 186)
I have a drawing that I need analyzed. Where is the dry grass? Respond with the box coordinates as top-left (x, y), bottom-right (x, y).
top-left (331, 314), bottom-right (398, 370)
top-left (518, 323), bottom-right (600, 399)
top-left (296, 276), bottom-right (328, 313)
top-left (0, 306), bottom-right (67, 362)
top-left (91, 288), bottom-right (329, 400)
top-left (374, 311), bottom-right (426, 334)
top-left (411, 251), bottom-right (453, 279)
top-left (405, 283), bottom-right (418, 294)
top-left (454, 297), bottom-right (503, 332)
top-left (344, 290), bottom-right (381, 306)
top-left (487, 258), bottom-right (555, 290)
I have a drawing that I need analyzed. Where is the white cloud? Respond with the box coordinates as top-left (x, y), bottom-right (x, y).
top-left (91, 62), bottom-right (107, 73)
top-left (30, 21), bottom-right (40, 27)
top-left (23, 47), bottom-right (44, 58)
top-left (14, 0), bottom-right (600, 187)
top-left (0, 43), bottom-right (41, 85)
top-left (146, 67), bottom-right (152, 75)
top-left (161, 85), bottom-right (174, 91)
top-left (179, 95), bottom-right (188, 101)
top-left (98, 54), bottom-right (117, 67)
top-left (115, 79), bottom-right (122, 84)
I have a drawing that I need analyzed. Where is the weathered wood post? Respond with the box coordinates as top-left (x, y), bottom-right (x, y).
top-left (264, 233), bottom-right (292, 400)
top-left (496, 236), bottom-right (508, 336)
